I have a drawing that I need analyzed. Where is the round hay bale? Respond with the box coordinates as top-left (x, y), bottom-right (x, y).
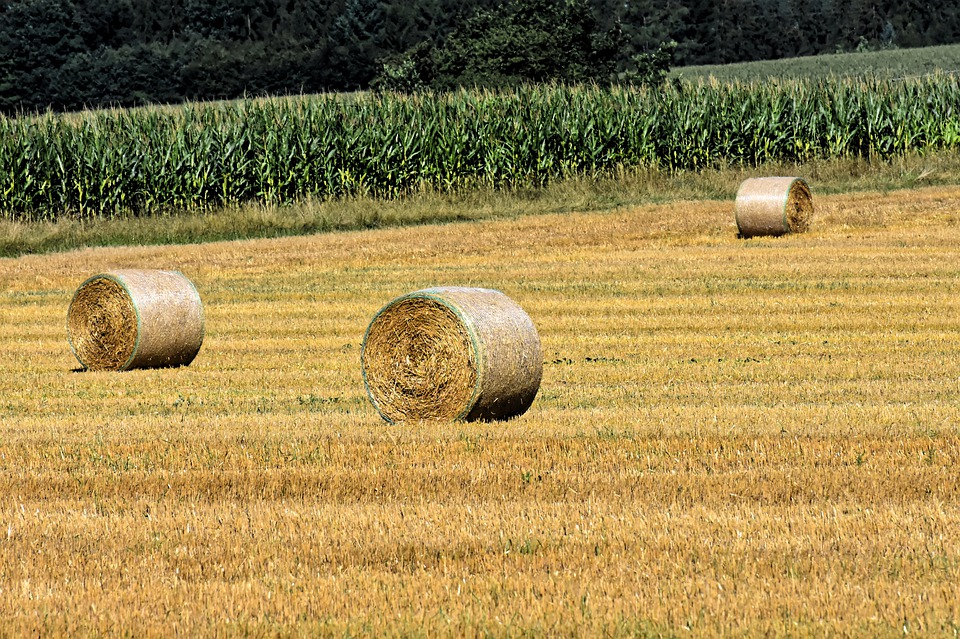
top-left (361, 287), bottom-right (542, 423)
top-left (734, 177), bottom-right (813, 238)
top-left (67, 270), bottom-right (204, 371)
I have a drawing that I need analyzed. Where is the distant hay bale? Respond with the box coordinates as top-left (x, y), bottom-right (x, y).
top-left (735, 177), bottom-right (813, 238)
top-left (67, 270), bottom-right (204, 371)
top-left (361, 287), bottom-right (542, 423)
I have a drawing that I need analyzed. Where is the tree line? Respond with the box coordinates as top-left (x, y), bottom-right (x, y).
top-left (1, 0), bottom-right (958, 114)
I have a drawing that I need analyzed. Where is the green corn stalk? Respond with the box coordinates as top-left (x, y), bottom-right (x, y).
top-left (1, 76), bottom-right (959, 222)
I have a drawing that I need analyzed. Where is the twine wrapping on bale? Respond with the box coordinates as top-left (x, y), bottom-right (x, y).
top-left (67, 270), bottom-right (204, 371)
top-left (361, 287), bottom-right (542, 423)
top-left (735, 177), bottom-right (813, 238)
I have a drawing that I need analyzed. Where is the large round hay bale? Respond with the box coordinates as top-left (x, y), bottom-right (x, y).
top-left (67, 270), bottom-right (204, 371)
top-left (361, 287), bottom-right (542, 423)
top-left (735, 177), bottom-right (813, 238)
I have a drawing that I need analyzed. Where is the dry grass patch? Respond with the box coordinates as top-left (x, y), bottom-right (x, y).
top-left (1, 185), bottom-right (959, 636)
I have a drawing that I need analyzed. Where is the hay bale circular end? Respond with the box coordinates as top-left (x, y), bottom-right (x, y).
top-left (735, 177), bottom-right (813, 238)
top-left (67, 270), bottom-right (204, 371)
top-left (361, 287), bottom-right (542, 423)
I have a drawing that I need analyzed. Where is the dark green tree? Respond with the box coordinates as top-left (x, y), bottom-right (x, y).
top-left (4, 0), bottom-right (960, 114)
top-left (327, 0), bottom-right (386, 90)
top-left (425, 0), bottom-right (621, 89)
top-left (0, 0), bottom-right (91, 111)
top-left (593, 0), bottom-right (687, 68)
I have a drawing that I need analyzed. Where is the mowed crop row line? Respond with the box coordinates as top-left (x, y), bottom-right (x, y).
top-left (1, 186), bottom-right (959, 635)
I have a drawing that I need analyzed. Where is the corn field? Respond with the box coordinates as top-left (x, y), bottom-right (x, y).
top-left (2, 76), bottom-right (959, 221)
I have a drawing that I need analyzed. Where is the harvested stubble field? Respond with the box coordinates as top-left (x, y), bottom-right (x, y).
top-left (1, 185), bottom-right (959, 637)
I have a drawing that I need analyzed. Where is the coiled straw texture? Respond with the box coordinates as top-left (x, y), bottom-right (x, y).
top-left (361, 287), bottom-right (542, 423)
top-left (735, 177), bottom-right (813, 238)
top-left (67, 269), bottom-right (204, 371)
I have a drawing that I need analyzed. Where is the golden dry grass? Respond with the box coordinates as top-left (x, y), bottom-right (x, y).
top-left (1, 186), bottom-right (959, 637)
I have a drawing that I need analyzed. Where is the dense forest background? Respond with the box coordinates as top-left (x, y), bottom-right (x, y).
top-left (1, 0), bottom-right (958, 114)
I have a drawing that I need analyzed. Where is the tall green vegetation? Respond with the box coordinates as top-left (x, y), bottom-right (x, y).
top-left (376, 0), bottom-right (623, 91)
top-left (0, 0), bottom-right (501, 113)
top-left (2, 76), bottom-right (959, 222)
top-left (2, 0), bottom-right (960, 113)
